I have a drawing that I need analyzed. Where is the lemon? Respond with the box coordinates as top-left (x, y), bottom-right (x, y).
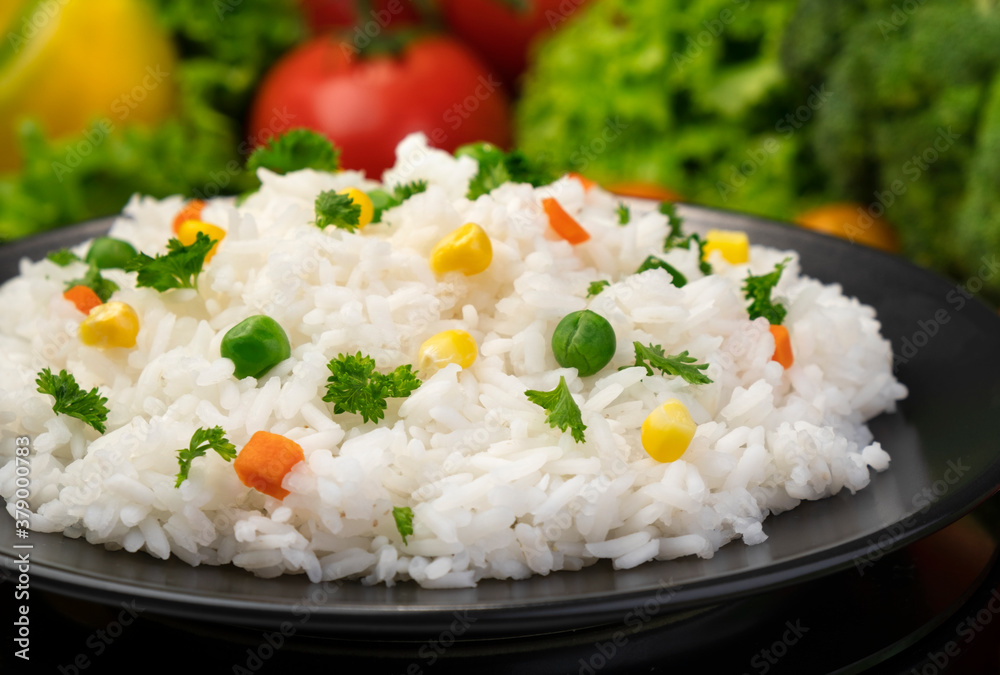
top-left (0, 0), bottom-right (177, 171)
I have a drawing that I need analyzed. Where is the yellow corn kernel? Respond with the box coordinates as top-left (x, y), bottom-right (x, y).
top-left (641, 399), bottom-right (697, 463)
top-left (79, 301), bottom-right (140, 349)
top-left (429, 223), bottom-right (492, 276)
top-left (177, 219), bottom-right (226, 262)
top-left (703, 229), bottom-right (749, 264)
top-left (418, 330), bottom-right (478, 372)
top-left (338, 188), bottom-right (374, 228)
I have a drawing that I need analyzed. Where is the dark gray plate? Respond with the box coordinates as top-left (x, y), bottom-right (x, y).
top-left (2, 205), bottom-right (999, 639)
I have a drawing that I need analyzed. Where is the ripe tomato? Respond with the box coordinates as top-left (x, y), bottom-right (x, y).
top-left (437, 0), bottom-right (590, 87)
top-left (248, 34), bottom-right (512, 178)
top-left (296, 0), bottom-right (421, 33)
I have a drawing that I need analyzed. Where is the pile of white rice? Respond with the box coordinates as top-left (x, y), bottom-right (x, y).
top-left (0, 134), bottom-right (907, 588)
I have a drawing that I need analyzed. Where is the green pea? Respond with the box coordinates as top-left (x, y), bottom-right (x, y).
top-left (221, 315), bottom-right (292, 380)
top-left (85, 237), bottom-right (138, 270)
top-left (551, 310), bottom-right (617, 377)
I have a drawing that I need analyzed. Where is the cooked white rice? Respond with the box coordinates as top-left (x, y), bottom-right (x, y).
top-left (0, 134), bottom-right (906, 587)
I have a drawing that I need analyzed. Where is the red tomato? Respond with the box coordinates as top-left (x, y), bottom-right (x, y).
top-left (248, 34), bottom-right (512, 178)
top-left (438, 0), bottom-right (590, 87)
top-left (297, 0), bottom-right (421, 33)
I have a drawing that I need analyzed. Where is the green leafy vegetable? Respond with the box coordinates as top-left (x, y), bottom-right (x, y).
top-left (368, 180), bottom-right (429, 223)
top-left (174, 426), bottom-right (237, 487)
top-left (0, 2), bottom-right (304, 243)
top-left (587, 280), bottom-right (611, 297)
top-left (743, 258), bottom-right (791, 325)
top-left (524, 375), bottom-right (587, 443)
top-left (47, 248), bottom-right (81, 267)
top-left (125, 232), bottom-right (216, 292)
top-left (247, 129), bottom-right (340, 176)
top-left (393, 506), bottom-right (414, 545)
top-left (635, 255), bottom-right (687, 287)
top-left (315, 191), bottom-right (362, 231)
top-left (457, 142), bottom-right (556, 199)
top-left (659, 203), bottom-right (711, 275)
top-left (620, 343), bottom-right (713, 385)
top-left (66, 263), bottom-right (119, 302)
top-left (617, 203), bottom-right (631, 225)
top-left (323, 352), bottom-right (421, 423)
top-left (35, 368), bottom-right (109, 433)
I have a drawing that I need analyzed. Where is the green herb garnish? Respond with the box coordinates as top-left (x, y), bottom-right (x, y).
top-left (247, 129), bottom-right (340, 176)
top-left (620, 343), bottom-right (713, 385)
top-left (457, 142), bottom-right (556, 200)
top-left (323, 352), bottom-right (421, 423)
top-left (587, 280), bottom-right (611, 298)
top-left (35, 368), bottom-right (109, 433)
top-left (65, 263), bottom-right (119, 302)
top-left (658, 202), bottom-right (711, 275)
top-left (617, 203), bottom-right (631, 225)
top-left (47, 248), bottom-right (81, 266)
top-left (524, 375), bottom-right (587, 443)
top-left (636, 255), bottom-right (687, 287)
top-left (393, 506), bottom-right (414, 545)
top-left (743, 258), bottom-right (791, 325)
top-left (368, 180), bottom-right (428, 223)
top-left (315, 190), bottom-right (362, 231)
top-left (175, 426), bottom-right (237, 487)
top-left (125, 232), bottom-right (216, 291)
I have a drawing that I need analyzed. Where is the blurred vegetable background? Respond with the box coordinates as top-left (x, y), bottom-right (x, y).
top-left (1, 0), bottom-right (998, 301)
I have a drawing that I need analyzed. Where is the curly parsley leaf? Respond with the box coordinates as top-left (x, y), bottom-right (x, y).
top-left (368, 180), bottom-right (428, 223)
top-left (315, 190), bottom-right (362, 231)
top-left (620, 343), bottom-right (713, 385)
top-left (587, 280), bottom-right (611, 298)
top-left (175, 426), bottom-right (237, 487)
top-left (47, 248), bottom-right (81, 266)
top-left (524, 376), bottom-right (587, 443)
top-left (247, 129), bottom-right (340, 176)
top-left (125, 232), bottom-right (216, 291)
top-left (323, 352), bottom-right (421, 423)
top-left (743, 258), bottom-right (791, 325)
top-left (66, 263), bottom-right (119, 302)
top-left (636, 255), bottom-right (687, 287)
top-left (35, 368), bottom-right (109, 433)
top-left (617, 203), bottom-right (631, 225)
top-left (458, 143), bottom-right (556, 199)
top-left (393, 506), bottom-right (414, 545)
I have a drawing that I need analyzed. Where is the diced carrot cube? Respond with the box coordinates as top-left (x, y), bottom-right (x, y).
top-left (233, 431), bottom-right (305, 500)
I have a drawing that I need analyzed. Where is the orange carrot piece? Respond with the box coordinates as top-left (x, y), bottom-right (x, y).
top-left (172, 199), bottom-right (206, 234)
top-left (542, 197), bottom-right (590, 244)
top-left (769, 324), bottom-right (794, 369)
top-left (233, 431), bottom-right (305, 500)
top-left (567, 172), bottom-right (598, 191)
top-left (63, 285), bottom-right (103, 315)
